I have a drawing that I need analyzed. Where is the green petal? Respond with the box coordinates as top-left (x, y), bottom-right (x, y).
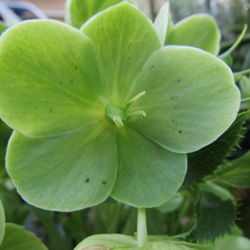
top-left (66, 0), bottom-right (133, 28)
top-left (130, 46), bottom-right (240, 153)
top-left (0, 20), bottom-right (103, 138)
top-left (0, 223), bottom-right (47, 250)
top-left (74, 234), bottom-right (137, 250)
top-left (166, 14), bottom-right (221, 55)
top-left (0, 200), bottom-right (5, 245)
top-left (212, 235), bottom-right (250, 250)
top-left (111, 127), bottom-right (187, 207)
top-left (154, 2), bottom-right (170, 45)
top-left (142, 241), bottom-right (203, 250)
top-left (6, 125), bottom-right (117, 211)
top-left (81, 2), bottom-right (161, 102)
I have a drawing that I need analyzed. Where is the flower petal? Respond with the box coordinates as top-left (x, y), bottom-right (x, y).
top-left (129, 46), bottom-right (240, 153)
top-left (66, 0), bottom-right (132, 28)
top-left (0, 223), bottom-right (47, 250)
top-left (6, 124), bottom-right (117, 211)
top-left (0, 20), bottom-right (103, 138)
top-left (81, 2), bottom-right (161, 102)
top-left (111, 127), bottom-right (187, 207)
top-left (166, 14), bottom-right (221, 55)
top-left (0, 200), bottom-right (5, 245)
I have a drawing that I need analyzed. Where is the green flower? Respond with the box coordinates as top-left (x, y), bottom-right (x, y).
top-left (0, 3), bottom-right (240, 211)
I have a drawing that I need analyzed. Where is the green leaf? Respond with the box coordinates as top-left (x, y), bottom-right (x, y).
top-left (130, 46), bottom-right (240, 154)
top-left (154, 1), bottom-right (170, 45)
top-left (189, 193), bottom-right (235, 242)
top-left (0, 22), bottom-right (7, 33)
top-left (0, 200), bottom-right (5, 245)
top-left (0, 20), bottom-right (104, 138)
top-left (81, 2), bottom-right (161, 101)
top-left (74, 234), bottom-right (137, 250)
top-left (216, 151), bottom-right (250, 188)
top-left (111, 127), bottom-right (187, 208)
top-left (165, 14), bottom-right (221, 54)
top-left (66, 0), bottom-right (133, 28)
top-left (0, 186), bottom-right (27, 224)
top-left (210, 235), bottom-right (250, 250)
top-left (6, 124), bottom-right (117, 211)
top-left (157, 192), bottom-right (184, 214)
top-left (0, 223), bottom-right (47, 250)
top-left (186, 111), bottom-right (250, 184)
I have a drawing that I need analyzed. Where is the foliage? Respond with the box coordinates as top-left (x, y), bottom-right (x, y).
top-left (186, 110), bottom-right (250, 184)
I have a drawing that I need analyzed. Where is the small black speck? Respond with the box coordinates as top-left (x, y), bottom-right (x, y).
top-left (74, 66), bottom-right (78, 70)
top-left (171, 119), bottom-right (175, 123)
top-left (174, 107), bottom-right (177, 110)
top-left (177, 79), bottom-right (181, 83)
top-left (178, 130), bottom-right (183, 134)
top-left (85, 178), bottom-right (90, 183)
top-left (49, 108), bottom-right (53, 112)
top-left (102, 181), bottom-right (107, 185)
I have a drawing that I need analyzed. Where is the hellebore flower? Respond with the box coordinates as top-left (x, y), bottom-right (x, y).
top-left (0, 3), bottom-right (240, 211)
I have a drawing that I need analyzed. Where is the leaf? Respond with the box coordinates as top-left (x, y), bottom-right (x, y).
top-left (66, 0), bottom-right (133, 28)
top-left (210, 235), bottom-right (250, 250)
top-left (216, 151), bottom-right (250, 188)
top-left (0, 200), bottom-right (5, 245)
top-left (189, 193), bottom-right (236, 242)
top-left (0, 20), bottom-right (103, 138)
top-left (186, 111), bottom-right (250, 184)
top-left (154, 1), bottom-right (170, 45)
top-left (6, 124), bottom-right (118, 211)
top-left (74, 234), bottom-right (137, 250)
top-left (0, 186), bottom-right (27, 224)
top-left (111, 127), bottom-right (187, 208)
top-left (0, 223), bottom-right (47, 250)
top-left (165, 14), bottom-right (221, 55)
top-left (0, 22), bottom-right (7, 33)
top-left (130, 46), bottom-right (240, 154)
top-left (81, 2), bottom-right (161, 101)
top-left (157, 192), bottom-right (184, 214)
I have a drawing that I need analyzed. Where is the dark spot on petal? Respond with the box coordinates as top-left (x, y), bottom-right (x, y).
top-left (102, 181), bottom-right (107, 185)
top-left (178, 130), bottom-right (183, 134)
top-left (128, 56), bottom-right (131, 60)
top-left (49, 108), bottom-right (53, 112)
top-left (171, 119), bottom-right (175, 123)
top-left (150, 65), bottom-right (154, 69)
top-left (85, 178), bottom-right (90, 183)
top-left (74, 66), bottom-right (78, 70)
top-left (174, 107), bottom-right (177, 110)
top-left (70, 80), bottom-right (74, 84)
top-left (59, 81), bottom-right (63, 85)
top-left (177, 79), bottom-right (181, 83)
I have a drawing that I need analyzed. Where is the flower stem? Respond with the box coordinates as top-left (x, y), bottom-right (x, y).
top-left (137, 208), bottom-right (148, 247)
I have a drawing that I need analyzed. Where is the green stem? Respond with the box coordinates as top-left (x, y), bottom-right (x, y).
top-left (220, 24), bottom-right (248, 61)
top-left (137, 208), bottom-right (148, 247)
top-left (234, 69), bottom-right (250, 81)
top-left (241, 97), bottom-right (250, 103)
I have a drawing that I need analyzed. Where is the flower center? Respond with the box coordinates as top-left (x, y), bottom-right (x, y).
top-left (105, 91), bottom-right (146, 128)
